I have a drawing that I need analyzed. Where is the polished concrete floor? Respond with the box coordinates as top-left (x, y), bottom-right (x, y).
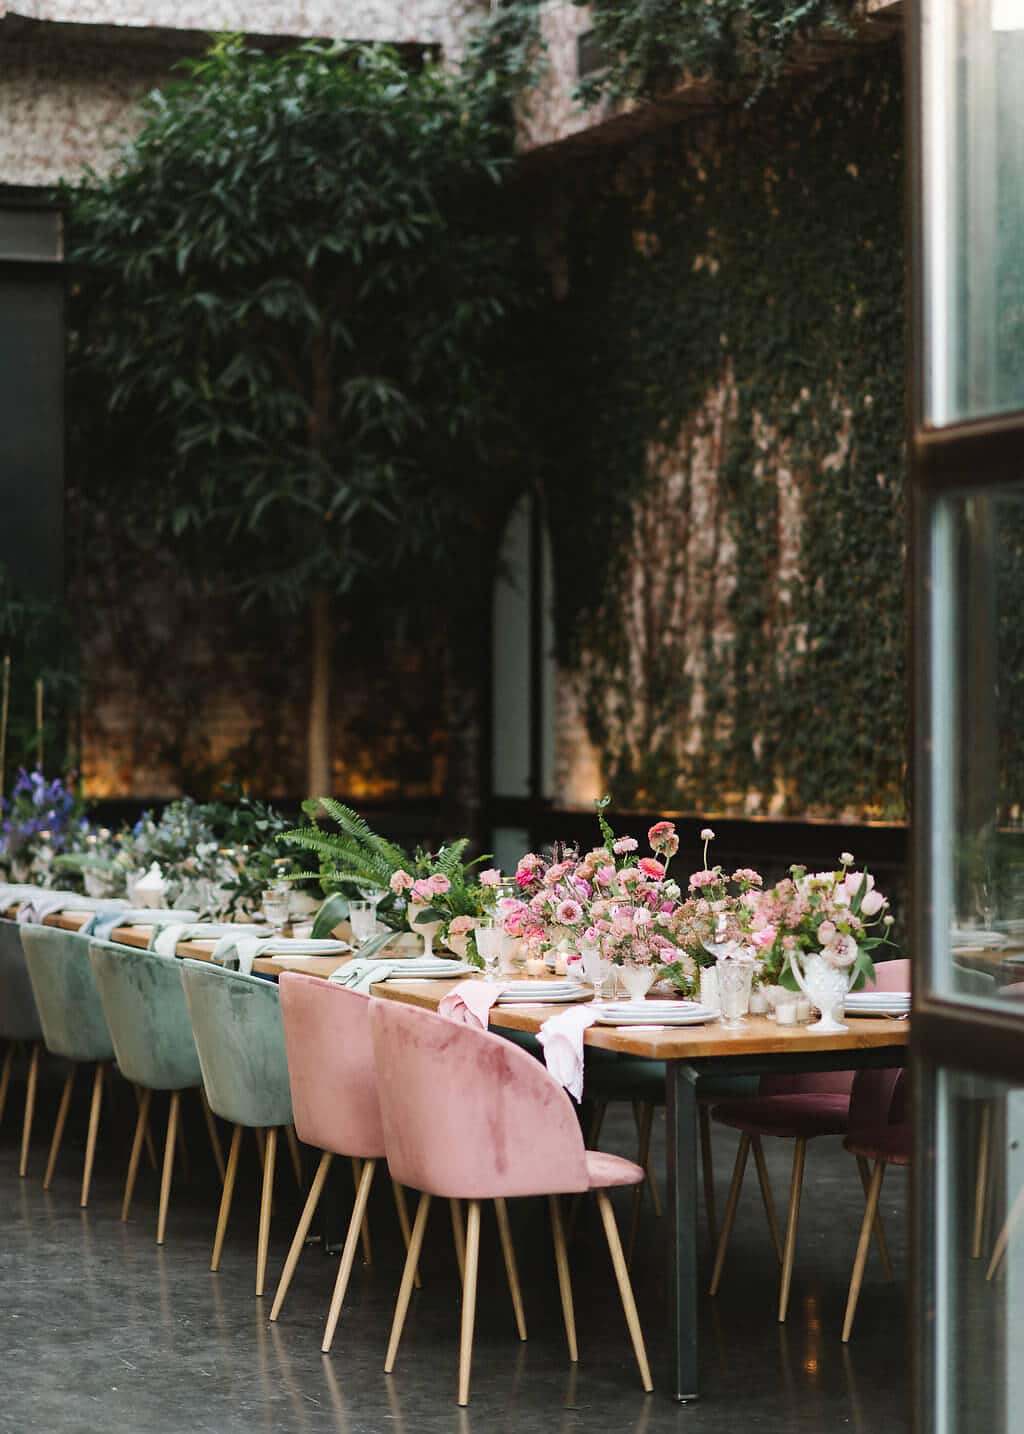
top-left (0, 1064), bottom-right (910, 1433)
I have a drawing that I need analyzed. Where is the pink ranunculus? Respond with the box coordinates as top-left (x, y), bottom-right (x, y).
top-left (618, 867), bottom-right (643, 888)
top-left (731, 868), bottom-right (763, 888)
top-left (751, 924), bottom-right (777, 950)
top-left (638, 857), bottom-right (666, 880)
top-left (429, 873), bottom-right (451, 895)
top-left (688, 869), bottom-right (718, 890)
top-left (478, 868), bottom-right (502, 887)
top-left (389, 869), bottom-right (414, 894)
top-left (825, 932), bottom-right (859, 968)
top-left (648, 820), bottom-right (676, 848)
top-left (555, 899), bottom-right (584, 925)
top-left (613, 836), bottom-right (639, 855)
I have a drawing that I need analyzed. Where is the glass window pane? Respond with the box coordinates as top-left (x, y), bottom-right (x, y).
top-left (921, 0), bottom-right (1024, 423)
top-left (926, 484), bottom-right (1024, 1008)
top-left (927, 1068), bottom-right (1024, 1433)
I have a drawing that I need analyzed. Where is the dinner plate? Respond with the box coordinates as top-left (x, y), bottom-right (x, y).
top-left (843, 1005), bottom-right (909, 1018)
top-left (592, 1001), bottom-right (721, 1026)
top-left (495, 989), bottom-right (594, 1005)
top-left (845, 991), bottom-right (911, 1005)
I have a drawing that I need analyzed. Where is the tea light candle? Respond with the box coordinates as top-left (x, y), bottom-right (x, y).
top-left (796, 997), bottom-right (812, 1023)
top-left (554, 951), bottom-right (569, 975)
top-left (525, 955), bottom-right (547, 977)
top-left (775, 1000), bottom-right (798, 1026)
top-left (748, 987), bottom-right (768, 1015)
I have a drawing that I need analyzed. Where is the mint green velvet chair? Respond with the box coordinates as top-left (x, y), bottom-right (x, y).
top-left (19, 924), bottom-right (115, 1206)
top-left (180, 960), bottom-right (298, 1296)
top-left (0, 918), bottom-right (44, 1178)
top-left (88, 939), bottom-right (226, 1243)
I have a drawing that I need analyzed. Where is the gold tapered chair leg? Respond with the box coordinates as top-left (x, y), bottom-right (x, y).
top-left (596, 1190), bottom-right (654, 1392)
top-left (122, 1087), bottom-right (152, 1221)
top-left (778, 1138), bottom-right (807, 1323)
top-left (494, 1197), bottom-right (527, 1340)
top-left (709, 1132), bottom-right (750, 1295)
top-left (175, 1107), bottom-right (190, 1181)
top-left (156, 1090), bottom-right (180, 1242)
top-left (972, 1101), bottom-right (993, 1260)
top-left (200, 1089), bottom-right (225, 1183)
top-left (80, 1062), bottom-right (105, 1208)
top-left (19, 1042), bottom-right (40, 1177)
top-left (385, 1192), bottom-right (432, 1374)
top-left (133, 1084), bottom-right (158, 1171)
top-left (0, 1043), bottom-right (14, 1125)
top-left (457, 1199), bottom-right (481, 1406)
top-left (351, 1158), bottom-right (372, 1265)
top-left (856, 1154), bottom-right (894, 1280)
top-left (699, 1104), bottom-right (718, 1252)
top-left (752, 1135), bottom-right (783, 1264)
top-left (843, 1160), bottom-right (885, 1342)
top-left (44, 1065), bottom-right (76, 1190)
top-left (285, 1125), bottom-right (303, 1189)
top-left (271, 1149), bottom-right (332, 1322)
top-left (256, 1126), bottom-right (278, 1296)
top-left (450, 1197), bottom-right (466, 1284)
top-left (322, 1157), bottom-right (376, 1352)
top-left (392, 1180), bottom-right (422, 1289)
top-left (211, 1124), bottom-right (242, 1271)
top-left (549, 1194), bottom-right (578, 1361)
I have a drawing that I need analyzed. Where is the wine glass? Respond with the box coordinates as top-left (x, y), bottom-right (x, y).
top-left (581, 942), bottom-right (611, 1001)
top-left (475, 920), bottom-right (504, 980)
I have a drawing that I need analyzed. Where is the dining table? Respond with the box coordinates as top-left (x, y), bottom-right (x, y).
top-left (5, 900), bottom-right (910, 1400)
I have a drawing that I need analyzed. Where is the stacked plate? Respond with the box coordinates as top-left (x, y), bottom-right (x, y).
top-left (951, 928), bottom-right (1008, 951)
top-left (844, 990), bottom-right (911, 1018)
top-left (592, 1000), bottom-right (721, 1027)
top-left (377, 957), bottom-right (476, 979)
top-left (495, 980), bottom-right (591, 1005)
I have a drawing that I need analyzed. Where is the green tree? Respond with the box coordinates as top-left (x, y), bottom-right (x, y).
top-left (68, 37), bottom-right (522, 798)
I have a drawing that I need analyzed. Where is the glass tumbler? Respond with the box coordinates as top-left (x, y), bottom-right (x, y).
top-left (349, 900), bottom-right (377, 948)
top-left (716, 958), bottom-right (753, 1027)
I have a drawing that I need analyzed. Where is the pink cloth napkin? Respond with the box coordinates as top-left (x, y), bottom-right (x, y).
top-left (537, 1005), bottom-right (598, 1102)
top-left (438, 979), bottom-right (505, 1030)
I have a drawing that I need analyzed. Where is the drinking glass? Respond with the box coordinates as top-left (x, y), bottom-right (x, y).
top-left (349, 900), bottom-right (377, 948)
top-left (716, 958), bottom-right (753, 1027)
top-left (262, 883), bottom-right (291, 934)
top-left (581, 942), bottom-right (611, 1001)
top-left (475, 921), bottom-right (504, 980)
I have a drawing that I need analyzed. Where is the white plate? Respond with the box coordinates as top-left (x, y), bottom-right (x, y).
top-left (593, 1002), bottom-right (721, 1027)
top-left (496, 989), bottom-right (594, 1005)
top-left (381, 963), bottom-right (475, 980)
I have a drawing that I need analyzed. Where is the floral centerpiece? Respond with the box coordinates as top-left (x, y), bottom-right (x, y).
top-left (657, 828), bottom-right (764, 998)
top-left (0, 768), bottom-right (87, 883)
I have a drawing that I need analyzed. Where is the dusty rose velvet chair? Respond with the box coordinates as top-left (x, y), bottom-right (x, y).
top-left (842, 1068), bottom-right (909, 1341)
top-left (271, 972), bottom-right (417, 1352)
top-left (369, 997), bottom-right (653, 1406)
top-left (710, 956), bottom-right (911, 1321)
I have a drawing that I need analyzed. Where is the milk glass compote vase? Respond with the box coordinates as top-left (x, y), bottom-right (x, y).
top-left (788, 949), bottom-right (853, 1034)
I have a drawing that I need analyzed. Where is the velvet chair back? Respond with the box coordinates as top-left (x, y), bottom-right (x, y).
top-left (89, 939), bottom-right (203, 1091)
top-left (19, 925), bottom-right (114, 1063)
top-left (0, 918), bottom-right (42, 1042)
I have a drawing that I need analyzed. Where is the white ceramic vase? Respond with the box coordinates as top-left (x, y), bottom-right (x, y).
top-left (617, 964), bottom-right (656, 1002)
top-left (407, 906), bottom-right (443, 959)
top-left (788, 950), bottom-right (852, 1033)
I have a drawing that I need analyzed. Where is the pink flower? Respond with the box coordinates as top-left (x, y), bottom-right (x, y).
top-left (619, 867), bottom-right (643, 889)
top-left (515, 869), bottom-right (536, 890)
top-left (595, 865), bottom-right (616, 888)
top-left (817, 920), bottom-right (837, 945)
top-left (478, 869), bottom-right (502, 887)
top-left (637, 857), bottom-right (665, 880)
top-left (688, 869), bottom-right (718, 890)
top-left (389, 870), bottom-right (414, 894)
top-left (411, 878), bottom-right (435, 904)
top-left (428, 873), bottom-right (451, 895)
top-left (448, 915), bottom-right (477, 938)
top-left (731, 868), bottom-right (763, 888)
top-left (751, 925), bottom-right (777, 950)
top-left (555, 899), bottom-right (583, 925)
top-left (613, 836), bottom-right (639, 855)
top-left (516, 853), bottom-right (543, 873)
top-left (648, 820), bottom-right (676, 847)
top-left (824, 932), bottom-right (859, 968)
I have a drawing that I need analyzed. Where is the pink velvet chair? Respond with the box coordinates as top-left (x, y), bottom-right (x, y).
top-left (272, 972), bottom-right (418, 1353)
top-left (369, 997), bottom-right (653, 1406)
top-left (709, 956), bottom-right (911, 1321)
top-left (842, 1069), bottom-right (909, 1341)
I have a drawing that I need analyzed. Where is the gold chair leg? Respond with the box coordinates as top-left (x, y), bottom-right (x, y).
top-left (285, 1125), bottom-right (303, 1189)
top-left (271, 1149), bottom-right (332, 1322)
top-left (80, 1062), bottom-right (105, 1208)
top-left (134, 1084), bottom-right (158, 1171)
top-left (856, 1154), bottom-right (894, 1280)
top-left (494, 1197), bottom-right (527, 1340)
top-left (19, 1042), bottom-right (40, 1177)
top-left (699, 1104), bottom-right (718, 1252)
top-left (752, 1135), bottom-right (783, 1265)
top-left (256, 1126), bottom-right (278, 1296)
top-left (972, 1101), bottom-right (993, 1260)
top-left (385, 1192), bottom-right (432, 1374)
top-left (0, 1043), bottom-right (14, 1125)
top-left (710, 1132), bottom-right (750, 1295)
top-left (322, 1157), bottom-right (376, 1353)
top-left (596, 1189), bottom-right (654, 1393)
top-left (351, 1158), bottom-right (372, 1265)
top-left (450, 1197), bottom-right (466, 1284)
top-left (778, 1138), bottom-right (807, 1323)
top-left (200, 1089), bottom-right (225, 1184)
top-left (457, 1199), bottom-right (481, 1407)
top-left (843, 1160), bottom-right (885, 1342)
top-left (549, 1194), bottom-right (578, 1362)
top-left (392, 1180), bottom-right (422, 1290)
top-left (156, 1090), bottom-right (180, 1243)
top-left (211, 1124), bottom-right (242, 1271)
top-left (122, 1087), bottom-right (152, 1221)
top-left (44, 1065), bottom-right (76, 1190)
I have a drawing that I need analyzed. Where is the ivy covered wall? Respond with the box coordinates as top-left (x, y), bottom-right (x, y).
top-left (542, 44), bottom-right (907, 821)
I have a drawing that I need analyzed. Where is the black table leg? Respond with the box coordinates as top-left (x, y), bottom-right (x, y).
top-left (666, 1060), bottom-right (700, 1401)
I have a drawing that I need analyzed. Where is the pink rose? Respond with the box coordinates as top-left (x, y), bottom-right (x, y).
top-left (861, 889), bottom-right (885, 917)
top-left (389, 870), bottom-right (414, 894)
top-left (411, 878), bottom-right (434, 904)
top-left (428, 873), bottom-right (451, 895)
top-left (448, 915), bottom-right (477, 938)
top-left (824, 932), bottom-right (859, 968)
top-left (478, 869), bottom-right (502, 887)
top-left (638, 857), bottom-right (665, 880)
top-left (817, 920), bottom-right (837, 945)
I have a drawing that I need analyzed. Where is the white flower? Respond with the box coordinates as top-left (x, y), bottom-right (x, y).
top-left (840, 851), bottom-right (855, 866)
top-left (700, 828), bottom-right (715, 841)
top-left (861, 889), bottom-right (886, 917)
